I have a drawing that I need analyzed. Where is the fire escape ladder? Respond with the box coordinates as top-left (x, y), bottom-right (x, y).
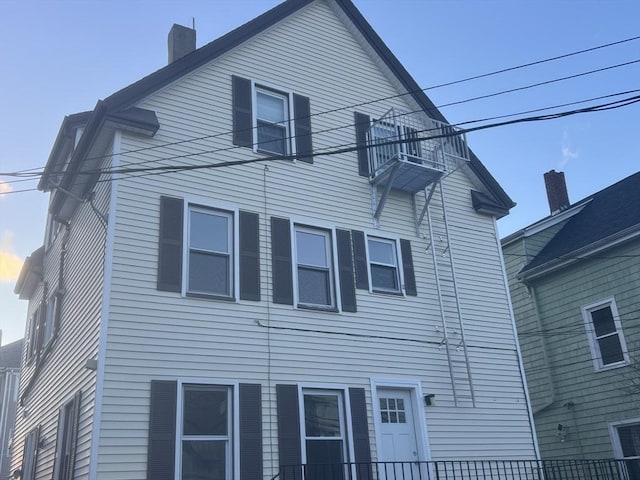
top-left (427, 181), bottom-right (476, 407)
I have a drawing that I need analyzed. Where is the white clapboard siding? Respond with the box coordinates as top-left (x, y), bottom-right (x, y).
top-left (90, 1), bottom-right (536, 477)
top-left (10, 148), bottom-right (112, 478)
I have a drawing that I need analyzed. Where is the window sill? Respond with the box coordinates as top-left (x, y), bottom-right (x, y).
top-left (186, 292), bottom-right (236, 302)
top-left (594, 360), bottom-right (629, 372)
top-left (371, 289), bottom-right (404, 297)
top-left (297, 304), bottom-right (339, 313)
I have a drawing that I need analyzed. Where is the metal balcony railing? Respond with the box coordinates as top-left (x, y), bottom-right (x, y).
top-left (278, 459), bottom-right (640, 480)
top-left (366, 108), bottom-right (469, 194)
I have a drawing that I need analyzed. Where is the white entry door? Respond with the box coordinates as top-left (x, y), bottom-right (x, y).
top-left (376, 388), bottom-right (427, 480)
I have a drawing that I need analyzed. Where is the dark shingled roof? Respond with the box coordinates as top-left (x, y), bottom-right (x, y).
top-left (522, 171), bottom-right (640, 273)
top-left (0, 339), bottom-right (24, 368)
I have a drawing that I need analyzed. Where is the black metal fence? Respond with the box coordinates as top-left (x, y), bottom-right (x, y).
top-left (278, 459), bottom-right (640, 480)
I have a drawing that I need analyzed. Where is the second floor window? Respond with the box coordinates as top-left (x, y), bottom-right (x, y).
top-left (187, 206), bottom-right (233, 298)
top-left (295, 226), bottom-right (335, 308)
top-left (582, 298), bottom-right (629, 370)
top-left (367, 236), bottom-right (400, 293)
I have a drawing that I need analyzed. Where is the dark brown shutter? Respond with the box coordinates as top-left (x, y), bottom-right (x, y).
top-left (293, 94), bottom-right (313, 163)
top-left (157, 196), bottom-right (184, 292)
top-left (239, 211), bottom-right (261, 301)
top-left (354, 112), bottom-right (371, 176)
top-left (400, 239), bottom-right (417, 296)
top-left (349, 388), bottom-right (373, 480)
top-left (233, 75), bottom-right (253, 147)
top-left (276, 385), bottom-right (302, 480)
top-left (67, 391), bottom-right (82, 480)
top-left (351, 230), bottom-right (369, 290)
top-left (336, 229), bottom-right (356, 312)
top-left (239, 384), bottom-right (262, 480)
top-left (271, 217), bottom-right (293, 305)
top-left (147, 380), bottom-right (177, 480)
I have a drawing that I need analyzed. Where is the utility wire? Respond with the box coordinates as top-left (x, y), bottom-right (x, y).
top-left (2, 34), bottom-right (639, 179)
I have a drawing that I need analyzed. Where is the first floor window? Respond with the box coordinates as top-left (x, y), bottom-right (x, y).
top-left (295, 226), bottom-right (335, 308)
top-left (582, 299), bottom-right (628, 370)
top-left (54, 392), bottom-right (81, 480)
top-left (180, 384), bottom-right (232, 480)
top-left (614, 422), bottom-right (640, 478)
top-left (303, 390), bottom-right (347, 480)
top-left (187, 206), bottom-right (233, 298)
top-left (256, 86), bottom-right (290, 155)
top-left (367, 237), bottom-right (400, 293)
top-left (22, 426), bottom-right (40, 480)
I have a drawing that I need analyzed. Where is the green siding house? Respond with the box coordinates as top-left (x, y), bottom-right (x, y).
top-left (502, 170), bottom-right (640, 468)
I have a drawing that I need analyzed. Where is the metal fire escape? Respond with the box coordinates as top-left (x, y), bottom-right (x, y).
top-left (367, 108), bottom-right (476, 407)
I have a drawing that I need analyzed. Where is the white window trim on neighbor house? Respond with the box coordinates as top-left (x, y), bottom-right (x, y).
top-left (181, 197), bottom-right (240, 302)
top-left (364, 233), bottom-right (404, 295)
top-left (581, 297), bottom-right (629, 372)
top-left (251, 80), bottom-right (296, 157)
top-left (290, 218), bottom-right (341, 311)
top-left (43, 287), bottom-right (58, 349)
top-left (370, 378), bottom-right (431, 463)
top-left (297, 383), bottom-right (356, 469)
top-left (609, 417), bottom-right (640, 462)
top-left (174, 379), bottom-right (240, 480)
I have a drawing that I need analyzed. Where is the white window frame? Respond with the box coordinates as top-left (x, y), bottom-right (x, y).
top-left (365, 234), bottom-right (404, 295)
top-left (182, 199), bottom-right (239, 301)
top-left (291, 220), bottom-right (341, 311)
top-left (43, 286), bottom-right (61, 350)
top-left (22, 426), bottom-right (39, 480)
top-left (45, 213), bottom-right (62, 249)
top-left (609, 417), bottom-right (640, 479)
top-left (581, 297), bottom-right (629, 371)
top-left (252, 80), bottom-right (296, 157)
top-left (298, 384), bottom-right (355, 469)
top-left (175, 379), bottom-right (239, 480)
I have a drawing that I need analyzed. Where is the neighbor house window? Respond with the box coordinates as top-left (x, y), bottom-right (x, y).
top-left (302, 390), bottom-right (348, 480)
top-left (255, 87), bottom-right (290, 155)
top-left (582, 298), bottom-right (629, 370)
top-left (186, 206), bottom-right (233, 298)
top-left (367, 236), bottom-right (401, 293)
top-left (43, 290), bottom-right (59, 349)
top-left (295, 226), bottom-right (335, 308)
top-left (179, 385), bottom-right (232, 480)
top-left (612, 421), bottom-right (640, 478)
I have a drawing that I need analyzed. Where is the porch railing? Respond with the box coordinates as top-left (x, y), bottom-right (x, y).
top-left (279, 459), bottom-right (640, 480)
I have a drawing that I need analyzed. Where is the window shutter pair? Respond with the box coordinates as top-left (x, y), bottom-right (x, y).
top-left (232, 75), bottom-right (313, 163)
top-left (157, 197), bottom-right (261, 301)
top-left (147, 381), bottom-right (262, 480)
top-left (270, 218), bottom-right (357, 312)
top-left (276, 385), bottom-right (371, 479)
top-left (352, 231), bottom-right (417, 296)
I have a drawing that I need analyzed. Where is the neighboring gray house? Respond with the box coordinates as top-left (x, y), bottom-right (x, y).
top-left (11, 1), bottom-right (540, 479)
top-left (503, 171), bottom-right (640, 470)
top-left (0, 338), bottom-right (23, 480)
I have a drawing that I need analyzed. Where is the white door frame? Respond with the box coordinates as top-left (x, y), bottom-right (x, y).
top-left (370, 378), bottom-right (432, 462)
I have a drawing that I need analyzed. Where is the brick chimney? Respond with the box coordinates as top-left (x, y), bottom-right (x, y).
top-left (544, 170), bottom-right (570, 215)
top-left (168, 24), bottom-right (196, 64)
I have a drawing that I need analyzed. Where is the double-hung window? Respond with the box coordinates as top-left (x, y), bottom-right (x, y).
top-left (302, 390), bottom-right (348, 480)
top-left (295, 226), bottom-right (335, 308)
top-left (54, 393), bottom-right (81, 480)
top-left (44, 289), bottom-right (59, 349)
top-left (367, 236), bottom-right (401, 293)
top-left (179, 384), bottom-right (232, 480)
top-left (22, 426), bottom-right (40, 480)
top-left (582, 298), bottom-right (629, 370)
top-left (187, 206), bottom-right (234, 298)
top-left (255, 87), bottom-right (290, 155)
top-left (611, 420), bottom-right (640, 478)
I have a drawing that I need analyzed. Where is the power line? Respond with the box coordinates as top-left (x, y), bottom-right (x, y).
top-left (2, 34), bottom-right (639, 179)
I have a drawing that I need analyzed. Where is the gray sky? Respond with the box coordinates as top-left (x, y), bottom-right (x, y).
top-left (1, 0), bottom-right (639, 344)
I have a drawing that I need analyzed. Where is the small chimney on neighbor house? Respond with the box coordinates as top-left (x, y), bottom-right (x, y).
top-left (168, 24), bottom-right (196, 64)
top-left (544, 170), bottom-right (570, 215)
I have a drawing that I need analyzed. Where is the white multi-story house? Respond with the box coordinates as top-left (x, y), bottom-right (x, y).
top-left (11, 0), bottom-right (540, 478)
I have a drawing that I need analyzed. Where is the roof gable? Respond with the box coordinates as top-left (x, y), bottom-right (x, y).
top-left (44, 0), bottom-right (513, 215)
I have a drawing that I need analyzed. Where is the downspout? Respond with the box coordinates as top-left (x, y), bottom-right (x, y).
top-left (526, 282), bottom-right (556, 414)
